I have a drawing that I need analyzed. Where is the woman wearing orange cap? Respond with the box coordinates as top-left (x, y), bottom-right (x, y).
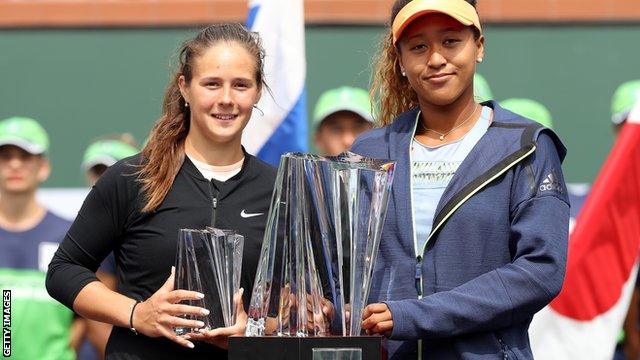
top-left (352, 0), bottom-right (569, 358)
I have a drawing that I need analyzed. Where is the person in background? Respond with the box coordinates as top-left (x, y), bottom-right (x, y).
top-left (473, 73), bottom-right (493, 102)
top-left (610, 80), bottom-right (640, 360)
top-left (500, 98), bottom-right (554, 129)
top-left (611, 80), bottom-right (640, 135)
top-left (313, 86), bottom-right (374, 156)
top-left (353, 0), bottom-right (569, 358)
top-left (0, 116), bottom-right (78, 359)
top-left (82, 135), bottom-right (139, 186)
top-left (77, 135), bottom-right (139, 360)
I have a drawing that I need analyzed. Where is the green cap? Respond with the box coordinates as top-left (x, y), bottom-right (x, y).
top-left (611, 80), bottom-right (640, 125)
top-left (0, 117), bottom-right (49, 155)
top-left (82, 139), bottom-right (138, 170)
top-left (313, 86), bottom-right (374, 126)
top-left (501, 98), bottom-right (553, 129)
top-left (474, 73), bottom-right (493, 102)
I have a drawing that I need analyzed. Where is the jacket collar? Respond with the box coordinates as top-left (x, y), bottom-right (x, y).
top-left (181, 146), bottom-right (259, 198)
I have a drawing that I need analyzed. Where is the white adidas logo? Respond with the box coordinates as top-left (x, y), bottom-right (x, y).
top-left (539, 172), bottom-right (564, 193)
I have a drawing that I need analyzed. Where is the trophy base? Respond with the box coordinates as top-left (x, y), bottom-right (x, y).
top-left (228, 336), bottom-right (386, 360)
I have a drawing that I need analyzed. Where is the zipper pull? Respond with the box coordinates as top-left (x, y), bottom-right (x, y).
top-left (209, 181), bottom-right (219, 227)
top-left (498, 338), bottom-right (508, 359)
top-left (415, 255), bottom-right (423, 297)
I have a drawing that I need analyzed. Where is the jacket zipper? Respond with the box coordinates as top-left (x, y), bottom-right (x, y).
top-left (415, 256), bottom-right (423, 298)
top-left (415, 255), bottom-right (424, 357)
top-left (408, 112), bottom-right (423, 359)
top-left (208, 181), bottom-right (219, 227)
top-left (497, 337), bottom-right (509, 360)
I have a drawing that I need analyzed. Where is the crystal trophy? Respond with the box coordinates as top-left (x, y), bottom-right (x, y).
top-left (206, 227), bottom-right (244, 327)
top-left (174, 227), bottom-right (244, 334)
top-left (245, 151), bottom-right (395, 338)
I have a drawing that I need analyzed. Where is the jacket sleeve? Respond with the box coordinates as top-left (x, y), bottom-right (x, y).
top-left (385, 131), bottom-right (570, 339)
top-left (46, 161), bottom-right (135, 310)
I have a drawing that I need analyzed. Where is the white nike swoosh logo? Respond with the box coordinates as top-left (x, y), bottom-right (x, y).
top-left (240, 210), bottom-right (264, 218)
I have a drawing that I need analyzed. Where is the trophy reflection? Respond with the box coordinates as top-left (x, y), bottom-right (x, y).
top-left (246, 152), bottom-right (395, 337)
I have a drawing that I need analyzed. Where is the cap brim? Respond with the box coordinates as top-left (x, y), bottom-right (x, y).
top-left (315, 107), bottom-right (375, 126)
top-left (611, 113), bottom-right (626, 125)
top-left (82, 155), bottom-right (118, 171)
top-left (392, 0), bottom-right (481, 44)
top-left (0, 138), bottom-right (45, 155)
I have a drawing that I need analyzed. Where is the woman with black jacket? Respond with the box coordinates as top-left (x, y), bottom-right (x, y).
top-left (46, 23), bottom-right (276, 359)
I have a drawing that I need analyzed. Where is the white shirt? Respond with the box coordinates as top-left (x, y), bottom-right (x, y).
top-left (411, 106), bottom-right (492, 253)
top-left (187, 155), bottom-right (244, 182)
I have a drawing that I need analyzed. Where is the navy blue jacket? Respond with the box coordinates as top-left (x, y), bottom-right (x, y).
top-left (351, 101), bottom-right (569, 359)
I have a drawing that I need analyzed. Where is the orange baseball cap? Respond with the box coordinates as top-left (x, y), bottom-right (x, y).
top-left (392, 0), bottom-right (482, 45)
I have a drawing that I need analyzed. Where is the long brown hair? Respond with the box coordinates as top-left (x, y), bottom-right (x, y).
top-left (371, 0), bottom-right (479, 126)
top-left (138, 23), bottom-right (266, 213)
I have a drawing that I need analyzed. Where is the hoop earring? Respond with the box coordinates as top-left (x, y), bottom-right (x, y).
top-left (253, 105), bottom-right (264, 116)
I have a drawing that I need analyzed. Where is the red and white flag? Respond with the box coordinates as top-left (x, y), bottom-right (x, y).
top-left (530, 99), bottom-right (640, 359)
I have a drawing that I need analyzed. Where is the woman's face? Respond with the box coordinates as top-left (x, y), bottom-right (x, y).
top-left (397, 13), bottom-right (484, 107)
top-left (180, 41), bottom-right (261, 145)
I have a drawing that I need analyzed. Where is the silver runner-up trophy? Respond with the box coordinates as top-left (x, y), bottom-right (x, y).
top-left (230, 152), bottom-right (395, 360)
top-left (174, 227), bottom-right (244, 334)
